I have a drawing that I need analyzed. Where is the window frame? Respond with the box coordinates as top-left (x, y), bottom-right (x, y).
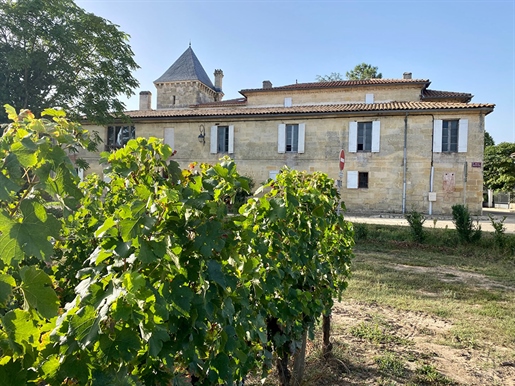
top-left (210, 125), bottom-right (234, 154)
top-left (349, 121), bottom-right (380, 153)
top-left (357, 121), bottom-right (373, 152)
top-left (433, 119), bottom-right (468, 153)
top-left (278, 123), bottom-right (305, 154)
top-left (107, 125), bottom-right (135, 150)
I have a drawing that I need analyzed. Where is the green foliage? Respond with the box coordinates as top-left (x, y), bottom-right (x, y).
top-left (0, 0), bottom-right (139, 124)
top-left (0, 106), bottom-right (354, 385)
top-left (451, 204), bottom-right (481, 243)
top-left (346, 63), bottom-right (382, 80)
top-left (353, 222), bottom-right (369, 240)
top-left (483, 142), bottom-right (515, 192)
top-left (375, 352), bottom-right (406, 377)
top-left (488, 214), bottom-right (507, 248)
top-left (405, 210), bottom-right (426, 243)
top-left (315, 72), bottom-right (344, 82)
top-left (484, 131), bottom-right (495, 148)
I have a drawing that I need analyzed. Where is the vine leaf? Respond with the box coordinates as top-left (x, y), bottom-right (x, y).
top-left (0, 200), bottom-right (60, 264)
top-left (0, 356), bottom-right (27, 386)
top-left (2, 309), bottom-right (39, 355)
top-left (19, 267), bottom-right (59, 319)
top-left (0, 274), bottom-right (16, 306)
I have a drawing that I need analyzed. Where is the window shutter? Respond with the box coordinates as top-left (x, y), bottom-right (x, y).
top-left (210, 126), bottom-right (217, 154)
top-left (365, 94), bottom-right (374, 104)
top-left (433, 120), bottom-right (443, 152)
top-left (228, 125), bottom-right (234, 154)
top-left (278, 124), bottom-right (286, 153)
top-left (298, 123), bottom-right (305, 153)
top-left (164, 128), bottom-right (174, 150)
top-left (347, 171), bottom-right (358, 189)
top-left (284, 97), bottom-right (292, 107)
top-left (458, 119), bottom-right (468, 152)
top-left (77, 168), bottom-right (84, 181)
top-left (372, 121), bottom-right (380, 152)
top-left (349, 122), bottom-right (357, 153)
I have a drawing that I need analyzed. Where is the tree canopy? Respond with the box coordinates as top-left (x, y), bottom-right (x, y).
top-left (316, 63), bottom-right (382, 82)
top-left (484, 131), bottom-right (495, 148)
top-left (483, 142), bottom-right (515, 192)
top-left (345, 63), bottom-right (382, 80)
top-left (0, 0), bottom-right (139, 124)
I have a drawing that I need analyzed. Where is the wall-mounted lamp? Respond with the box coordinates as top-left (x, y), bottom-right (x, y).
top-left (198, 124), bottom-right (206, 145)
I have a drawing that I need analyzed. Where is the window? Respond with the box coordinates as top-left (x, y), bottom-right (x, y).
top-left (349, 121), bottom-right (380, 153)
top-left (278, 123), bottom-right (305, 153)
top-left (347, 171), bottom-right (369, 189)
top-left (358, 172), bottom-right (369, 188)
top-left (107, 126), bottom-right (135, 150)
top-left (210, 125), bottom-right (234, 154)
top-left (442, 120), bottom-right (458, 152)
top-left (357, 122), bottom-right (373, 151)
top-left (433, 119), bottom-right (468, 153)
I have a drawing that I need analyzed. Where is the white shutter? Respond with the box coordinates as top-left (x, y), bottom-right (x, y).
top-left (228, 125), bottom-right (234, 154)
top-left (433, 120), bottom-right (443, 153)
top-left (77, 168), bottom-right (84, 181)
top-left (458, 119), bottom-right (468, 153)
top-left (278, 124), bottom-right (286, 153)
top-left (298, 123), bottom-right (305, 153)
top-left (210, 126), bottom-right (217, 154)
top-left (284, 97), bottom-right (292, 107)
top-left (164, 128), bottom-right (174, 149)
top-left (365, 94), bottom-right (374, 104)
top-left (347, 171), bottom-right (358, 189)
top-left (372, 121), bottom-right (380, 152)
top-left (349, 121), bottom-right (357, 153)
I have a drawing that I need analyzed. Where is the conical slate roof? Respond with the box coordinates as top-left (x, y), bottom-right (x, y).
top-left (154, 46), bottom-right (215, 89)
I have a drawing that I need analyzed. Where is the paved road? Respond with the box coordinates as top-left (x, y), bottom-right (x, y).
top-left (344, 208), bottom-right (515, 234)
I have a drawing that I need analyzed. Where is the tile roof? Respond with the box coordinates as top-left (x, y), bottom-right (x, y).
top-left (154, 46), bottom-right (215, 90)
top-left (422, 89), bottom-right (473, 102)
top-left (239, 79), bottom-right (431, 95)
top-left (124, 101), bottom-right (494, 120)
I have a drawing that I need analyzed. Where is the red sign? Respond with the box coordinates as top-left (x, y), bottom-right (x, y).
top-left (339, 149), bottom-right (345, 171)
top-left (471, 162), bottom-right (482, 168)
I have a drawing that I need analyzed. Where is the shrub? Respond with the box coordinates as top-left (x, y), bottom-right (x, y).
top-left (405, 210), bottom-right (426, 243)
top-left (353, 222), bottom-right (368, 240)
top-left (488, 214), bottom-right (507, 247)
top-left (451, 204), bottom-right (481, 243)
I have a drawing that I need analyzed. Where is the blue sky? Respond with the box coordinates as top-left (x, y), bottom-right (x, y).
top-left (76, 0), bottom-right (514, 144)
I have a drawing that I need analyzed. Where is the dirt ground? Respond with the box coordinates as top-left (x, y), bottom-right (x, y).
top-left (317, 263), bottom-right (515, 386)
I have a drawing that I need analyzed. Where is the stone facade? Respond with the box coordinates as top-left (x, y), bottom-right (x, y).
top-left (80, 48), bottom-right (494, 215)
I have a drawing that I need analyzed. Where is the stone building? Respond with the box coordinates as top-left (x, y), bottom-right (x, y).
top-left (83, 46), bottom-right (495, 215)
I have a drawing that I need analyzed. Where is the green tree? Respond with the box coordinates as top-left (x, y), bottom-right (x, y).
top-left (316, 72), bottom-right (344, 82)
top-left (484, 131), bottom-right (495, 148)
top-left (346, 63), bottom-right (382, 80)
top-left (483, 142), bottom-right (515, 192)
top-left (0, 0), bottom-right (139, 124)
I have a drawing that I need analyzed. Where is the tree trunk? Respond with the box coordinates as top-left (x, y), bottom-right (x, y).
top-left (291, 330), bottom-right (308, 386)
top-left (276, 352), bottom-right (291, 386)
top-left (322, 314), bottom-right (332, 357)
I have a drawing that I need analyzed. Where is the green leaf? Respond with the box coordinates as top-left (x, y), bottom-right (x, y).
top-left (0, 174), bottom-right (20, 201)
top-left (169, 277), bottom-right (193, 317)
top-left (0, 357), bottom-right (27, 386)
top-left (148, 325), bottom-right (170, 357)
top-left (2, 309), bottom-right (39, 355)
top-left (98, 327), bottom-right (141, 362)
top-left (10, 142), bottom-right (37, 168)
top-left (207, 260), bottom-right (226, 288)
top-left (69, 305), bottom-right (100, 348)
top-left (138, 238), bottom-right (166, 264)
top-left (0, 274), bottom-right (16, 305)
top-left (0, 200), bottom-right (60, 263)
top-left (19, 266), bottom-right (59, 319)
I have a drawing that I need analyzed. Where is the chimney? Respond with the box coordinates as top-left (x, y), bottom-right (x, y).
top-left (139, 91), bottom-right (152, 110)
top-left (403, 72), bottom-right (412, 80)
top-left (263, 80), bottom-right (272, 89)
top-left (214, 69), bottom-right (223, 91)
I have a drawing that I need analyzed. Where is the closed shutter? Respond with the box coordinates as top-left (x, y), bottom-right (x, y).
top-left (349, 122), bottom-right (357, 153)
top-left (347, 171), bottom-right (358, 189)
top-left (164, 128), bottom-right (174, 150)
top-left (298, 123), bottom-right (305, 153)
top-left (458, 119), bottom-right (468, 153)
top-left (433, 120), bottom-right (443, 153)
top-left (210, 126), bottom-right (217, 154)
top-left (278, 124), bottom-right (286, 153)
top-left (77, 168), bottom-right (84, 181)
top-left (228, 125), bottom-right (234, 154)
top-left (372, 121), bottom-right (380, 152)
top-left (365, 94), bottom-right (374, 104)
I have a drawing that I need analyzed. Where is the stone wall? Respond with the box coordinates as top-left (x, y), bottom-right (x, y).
top-left (80, 110), bottom-right (485, 215)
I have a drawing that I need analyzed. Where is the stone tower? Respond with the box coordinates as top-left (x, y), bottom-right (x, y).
top-left (154, 46), bottom-right (223, 109)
